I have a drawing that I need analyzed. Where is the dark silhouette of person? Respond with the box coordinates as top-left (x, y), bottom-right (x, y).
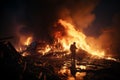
top-left (70, 42), bottom-right (77, 77)
top-left (70, 42), bottom-right (77, 54)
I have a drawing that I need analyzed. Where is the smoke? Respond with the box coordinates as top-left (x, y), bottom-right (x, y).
top-left (86, 14), bottom-right (120, 57)
top-left (1, 0), bottom-right (120, 57)
top-left (26, 0), bottom-right (99, 42)
top-left (58, 0), bottom-right (98, 31)
top-left (54, 0), bottom-right (120, 57)
top-left (101, 14), bottom-right (120, 56)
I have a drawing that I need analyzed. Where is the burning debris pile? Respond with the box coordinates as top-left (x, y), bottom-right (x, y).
top-left (1, 0), bottom-right (120, 80)
top-left (0, 40), bottom-right (62, 80)
top-left (14, 19), bottom-right (119, 64)
top-left (0, 15), bottom-right (120, 80)
top-left (0, 39), bottom-right (120, 80)
top-left (0, 20), bottom-right (119, 80)
top-left (15, 19), bottom-right (106, 58)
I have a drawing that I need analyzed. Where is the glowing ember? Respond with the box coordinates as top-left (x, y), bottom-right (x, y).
top-left (22, 52), bottom-right (29, 56)
top-left (76, 65), bottom-right (86, 70)
top-left (75, 72), bottom-right (86, 80)
top-left (55, 19), bottom-right (105, 57)
top-left (37, 44), bottom-right (51, 55)
top-left (105, 57), bottom-right (117, 61)
top-left (59, 66), bottom-right (71, 75)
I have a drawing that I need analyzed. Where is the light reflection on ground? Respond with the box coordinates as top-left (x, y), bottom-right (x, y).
top-left (65, 72), bottom-right (86, 80)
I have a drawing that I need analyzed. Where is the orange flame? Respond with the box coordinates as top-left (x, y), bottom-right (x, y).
top-left (15, 19), bottom-right (106, 58)
top-left (24, 37), bottom-right (33, 46)
top-left (37, 44), bottom-right (51, 55)
top-left (16, 36), bottom-right (33, 52)
top-left (55, 19), bottom-right (105, 57)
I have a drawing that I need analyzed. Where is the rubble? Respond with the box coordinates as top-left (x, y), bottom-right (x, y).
top-left (0, 40), bottom-right (120, 80)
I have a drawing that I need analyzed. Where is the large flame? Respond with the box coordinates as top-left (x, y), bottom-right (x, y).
top-left (15, 19), bottom-right (105, 58)
top-left (55, 19), bottom-right (105, 57)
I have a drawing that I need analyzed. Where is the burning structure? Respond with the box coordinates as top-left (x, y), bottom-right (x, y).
top-left (0, 0), bottom-right (120, 80)
top-left (1, 35), bottom-right (120, 80)
top-left (16, 19), bottom-right (105, 58)
top-left (1, 18), bottom-right (118, 80)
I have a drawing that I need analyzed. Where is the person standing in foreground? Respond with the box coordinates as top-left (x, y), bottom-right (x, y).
top-left (70, 42), bottom-right (77, 77)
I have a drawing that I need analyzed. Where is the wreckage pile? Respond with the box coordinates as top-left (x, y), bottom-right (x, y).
top-left (0, 40), bottom-right (120, 80)
top-left (0, 41), bottom-right (61, 80)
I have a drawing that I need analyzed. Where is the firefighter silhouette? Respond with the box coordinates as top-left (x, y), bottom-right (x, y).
top-left (70, 42), bottom-right (77, 77)
top-left (70, 42), bottom-right (77, 55)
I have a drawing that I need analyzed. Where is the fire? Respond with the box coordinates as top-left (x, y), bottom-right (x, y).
top-left (76, 65), bottom-right (86, 70)
top-left (24, 37), bottom-right (33, 46)
top-left (19, 36), bottom-right (33, 47)
top-left (105, 57), bottom-right (117, 61)
top-left (15, 19), bottom-right (105, 58)
top-left (55, 19), bottom-right (105, 57)
top-left (16, 36), bottom-right (33, 52)
top-left (37, 44), bottom-right (51, 55)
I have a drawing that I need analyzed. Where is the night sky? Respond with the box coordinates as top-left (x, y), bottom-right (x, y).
top-left (85, 0), bottom-right (120, 36)
top-left (0, 0), bottom-right (119, 36)
top-left (0, 0), bottom-right (120, 56)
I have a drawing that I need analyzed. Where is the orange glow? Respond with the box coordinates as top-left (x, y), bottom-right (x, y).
top-left (37, 45), bottom-right (51, 55)
top-left (19, 36), bottom-right (33, 47)
top-left (105, 57), bottom-right (117, 61)
top-left (15, 19), bottom-right (107, 58)
top-left (67, 77), bottom-right (75, 80)
top-left (55, 19), bottom-right (105, 57)
top-left (76, 65), bottom-right (86, 70)
top-left (59, 66), bottom-right (71, 76)
top-left (16, 36), bottom-right (33, 53)
top-left (75, 72), bottom-right (86, 80)
top-left (21, 52), bottom-right (29, 56)
top-left (24, 37), bottom-right (33, 46)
